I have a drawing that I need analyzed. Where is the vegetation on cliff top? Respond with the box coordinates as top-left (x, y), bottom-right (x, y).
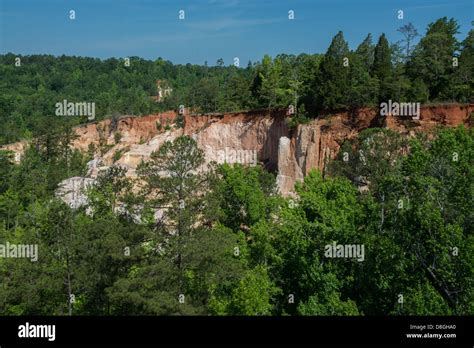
top-left (0, 17), bottom-right (472, 145)
top-left (0, 16), bottom-right (472, 316)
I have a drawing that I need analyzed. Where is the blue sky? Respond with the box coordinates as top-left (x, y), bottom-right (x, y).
top-left (0, 0), bottom-right (472, 65)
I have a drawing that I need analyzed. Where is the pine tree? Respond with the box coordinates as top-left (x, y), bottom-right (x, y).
top-left (256, 55), bottom-right (291, 109)
top-left (451, 29), bottom-right (473, 102)
top-left (347, 52), bottom-right (378, 110)
top-left (372, 34), bottom-right (392, 81)
top-left (355, 33), bottom-right (375, 72)
top-left (108, 137), bottom-right (248, 314)
top-left (397, 23), bottom-right (419, 60)
top-left (372, 34), bottom-right (393, 102)
top-left (408, 17), bottom-right (460, 100)
top-left (315, 31), bottom-right (350, 111)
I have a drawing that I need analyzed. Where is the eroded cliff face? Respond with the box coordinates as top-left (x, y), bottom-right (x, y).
top-left (280, 104), bottom-right (473, 194)
top-left (77, 109), bottom-right (289, 178)
top-left (2, 104), bottom-right (472, 202)
top-left (184, 109), bottom-right (288, 172)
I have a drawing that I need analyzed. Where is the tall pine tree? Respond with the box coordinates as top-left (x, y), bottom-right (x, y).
top-left (372, 33), bottom-right (393, 102)
top-left (408, 17), bottom-right (460, 100)
top-left (356, 33), bottom-right (375, 72)
top-left (450, 29), bottom-right (473, 102)
top-left (314, 31), bottom-right (350, 111)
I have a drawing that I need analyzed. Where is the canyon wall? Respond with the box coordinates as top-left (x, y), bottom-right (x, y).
top-left (2, 104), bottom-right (472, 201)
top-left (77, 109), bottom-right (289, 178)
top-left (279, 104), bottom-right (473, 194)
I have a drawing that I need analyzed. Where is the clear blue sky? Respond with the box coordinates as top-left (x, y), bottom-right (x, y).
top-left (0, 0), bottom-right (472, 65)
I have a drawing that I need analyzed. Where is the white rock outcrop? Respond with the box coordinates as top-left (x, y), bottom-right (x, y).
top-left (56, 177), bottom-right (96, 209)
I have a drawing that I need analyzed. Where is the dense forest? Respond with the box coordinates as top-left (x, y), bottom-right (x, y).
top-left (0, 17), bottom-right (472, 145)
top-left (0, 126), bottom-right (472, 315)
top-left (0, 17), bottom-right (473, 316)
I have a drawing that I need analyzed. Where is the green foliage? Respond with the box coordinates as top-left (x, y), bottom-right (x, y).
top-left (0, 17), bottom-right (470, 146)
top-left (210, 265), bottom-right (277, 315)
top-left (213, 163), bottom-right (277, 233)
top-left (328, 128), bottom-right (408, 191)
top-left (106, 138), bottom-right (267, 315)
top-left (112, 149), bottom-right (123, 163)
top-left (211, 163), bottom-right (281, 270)
top-left (314, 31), bottom-right (350, 111)
top-left (254, 55), bottom-right (293, 109)
top-left (271, 171), bottom-right (363, 315)
top-left (87, 165), bottom-right (133, 218)
top-left (328, 126), bottom-right (473, 315)
top-left (372, 34), bottom-right (393, 102)
top-left (347, 51), bottom-right (378, 109)
top-left (373, 34), bottom-right (393, 82)
top-left (175, 114), bottom-right (184, 128)
top-left (450, 29), bottom-right (474, 102)
top-left (298, 287), bottom-right (360, 315)
top-left (408, 17), bottom-right (460, 101)
top-left (0, 150), bottom-right (14, 194)
top-left (0, 17), bottom-right (472, 317)
top-left (0, 124), bottom-right (472, 316)
top-left (114, 132), bottom-right (122, 144)
top-left (355, 33), bottom-right (375, 71)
